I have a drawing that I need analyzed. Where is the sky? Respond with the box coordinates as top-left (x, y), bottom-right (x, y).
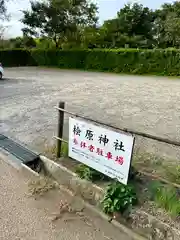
top-left (3, 0), bottom-right (174, 38)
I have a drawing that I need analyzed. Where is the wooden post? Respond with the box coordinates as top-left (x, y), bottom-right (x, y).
top-left (57, 101), bottom-right (65, 158)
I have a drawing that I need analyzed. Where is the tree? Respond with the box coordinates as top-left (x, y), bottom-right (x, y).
top-left (117, 3), bottom-right (155, 38)
top-left (164, 13), bottom-right (180, 47)
top-left (21, 0), bottom-right (98, 48)
top-left (23, 36), bottom-right (36, 48)
top-left (77, 26), bottom-right (106, 48)
top-left (36, 37), bottom-right (55, 49)
top-left (8, 36), bottom-right (36, 48)
top-left (0, 0), bottom-right (9, 47)
top-left (9, 37), bottom-right (23, 48)
top-left (0, 0), bottom-right (9, 20)
top-left (102, 18), bottom-right (122, 48)
top-left (102, 3), bottom-right (156, 48)
top-left (0, 24), bottom-right (5, 39)
top-left (0, 0), bottom-right (6, 19)
top-left (0, 25), bottom-right (7, 48)
top-left (154, 1), bottom-right (180, 48)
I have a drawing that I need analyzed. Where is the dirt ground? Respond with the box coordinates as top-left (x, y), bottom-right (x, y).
top-left (0, 67), bottom-right (180, 160)
top-left (0, 158), bottom-right (136, 240)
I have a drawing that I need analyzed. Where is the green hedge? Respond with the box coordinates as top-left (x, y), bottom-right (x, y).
top-left (1, 48), bottom-right (180, 76)
top-left (0, 49), bottom-right (35, 67)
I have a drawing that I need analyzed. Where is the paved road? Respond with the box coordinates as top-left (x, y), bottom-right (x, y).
top-left (0, 158), bottom-right (134, 240)
top-left (0, 67), bottom-right (180, 160)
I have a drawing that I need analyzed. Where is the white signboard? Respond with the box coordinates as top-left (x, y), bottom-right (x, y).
top-left (68, 117), bottom-right (134, 185)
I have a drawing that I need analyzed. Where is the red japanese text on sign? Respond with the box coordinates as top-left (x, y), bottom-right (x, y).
top-left (115, 156), bottom-right (124, 165)
top-left (88, 145), bottom-right (95, 152)
top-left (73, 138), bottom-right (78, 145)
top-left (69, 117), bottom-right (135, 185)
top-left (106, 152), bottom-right (113, 160)
top-left (96, 148), bottom-right (103, 156)
top-left (80, 141), bottom-right (87, 148)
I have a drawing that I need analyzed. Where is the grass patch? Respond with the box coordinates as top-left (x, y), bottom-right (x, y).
top-left (133, 151), bottom-right (163, 170)
top-left (41, 140), bottom-right (180, 186)
top-left (43, 141), bottom-right (68, 159)
top-left (37, 140), bottom-right (180, 225)
top-left (42, 141), bottom-right (180, 186)
top-left (164, 165), bottom-right (180, 184)
top-left (76, 164), bottom-right (110, 182)
top-left (43, 143), bottom-right (57, 159)
top-left (133, 150), bottom-right (180, 185)
top-left (149, 181), bottom-right (180, 218)
top-left (61, 142), bottom-right (68, 157)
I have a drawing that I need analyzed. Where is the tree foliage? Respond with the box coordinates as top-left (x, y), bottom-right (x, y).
top-left (117, 3), bottom-right (155, 39)
top-left (0, 0), bottom-right (6, 20)
top-left (154, 1), bottom-right (180, 48)
top-left (5, 0), bottom-right (180, 50)
top-left (0, 0), bottom-right (10, 21)
top-left (21, 0), bottom-right (98, 48)
top-left (101, 3), bottom-right (156, 48)
top-left (99, 1), bottom-right (180, 49)
top-left (2, 48), bottom-right (180, 77)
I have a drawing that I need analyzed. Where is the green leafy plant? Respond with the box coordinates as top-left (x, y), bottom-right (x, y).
top-left (61, 142), bottom-right (68, 157)
top-left (76, 164), bottom-right (109, 182)
top-left (101, 181), bottom-right (138, 215)
top-left (149, 181), bottom-right (180, 217)
top-left (2, 48), bottom-right (180, 76)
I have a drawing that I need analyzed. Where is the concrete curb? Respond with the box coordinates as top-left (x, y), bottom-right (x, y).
top-left (1, 150), bottom-right (179, 240)
top-left (21, 163), bottom-right (39, 177)
top-left (0, 151), bottom-right (143, 240)
top-left (0, 149), bottom-right (22, 169)
top-left (40, 155), bottom-right (147, 240)
top-left (20, 155), bottom-right (146, 240)
top-left (40, 155), bottom-right (180, 240)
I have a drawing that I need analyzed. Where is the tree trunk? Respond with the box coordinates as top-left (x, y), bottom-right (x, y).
top-left (53, 35), bottom-right (59, 48)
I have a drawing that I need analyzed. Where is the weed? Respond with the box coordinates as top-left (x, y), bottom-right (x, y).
top-left (28, 176), bottom-right (57, 197)
top-left (101, 181), bottom-right (137, 215)
top-left (43, 141), bottom-right (68, 159)
top-left (61, 142), bottom-right (69, 157)
top-left (164, 165), bottom-right (180, 184)
top-left (76, 164), bottom-right (109, 182)
top-left (44, 143), bottom-right (57, 159)
top-left (133, 151), bottom-right (163, 170)
top-left (149, 181), bottom-right (180, 217)
top-left (133, 150), bottom-right (180, 185)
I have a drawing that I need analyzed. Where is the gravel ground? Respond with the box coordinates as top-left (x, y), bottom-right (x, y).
top-left (0, 158), bottom-right (134, 240)
top-left (0, 67), bottom-right (180, 160)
